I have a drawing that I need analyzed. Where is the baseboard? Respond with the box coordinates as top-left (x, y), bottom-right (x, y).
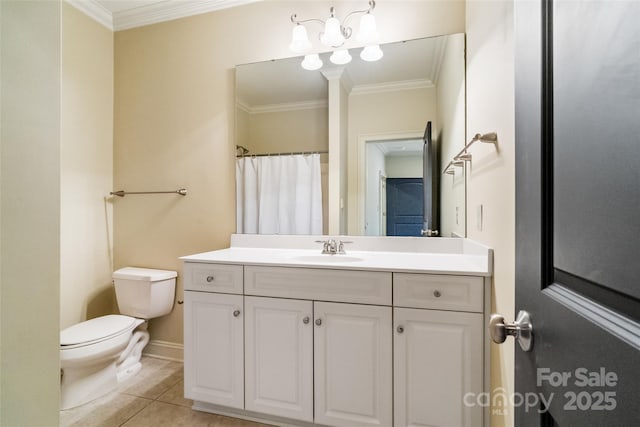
top-left (143, 339), bottom-right (183, 362)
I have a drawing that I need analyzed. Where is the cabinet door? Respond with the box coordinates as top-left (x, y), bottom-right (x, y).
top-left (183, 291), bottom-right (244, 408)
top-left (245, 296), bottom-right (313, 422)
top-left (394, 307), bottom-right (483, 427)
top-left (314, 302), bottom-right (392, 427)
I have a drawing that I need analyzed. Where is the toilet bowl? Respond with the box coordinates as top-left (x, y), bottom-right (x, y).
top-left (60, 267), bottom-right (176, 410)
top-left (60, 315), bottom-right (145, 409)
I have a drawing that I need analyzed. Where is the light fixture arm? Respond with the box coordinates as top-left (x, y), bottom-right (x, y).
top-left (290, 0), bottom-right (376, 48)
top-left (290, 14), bottom-right (325, 26)
top-left (342, 0), bottom-right (376, 27)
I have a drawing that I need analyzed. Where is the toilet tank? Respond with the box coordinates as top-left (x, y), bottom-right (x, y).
top-left (113, 267), bottom-right (177, 319)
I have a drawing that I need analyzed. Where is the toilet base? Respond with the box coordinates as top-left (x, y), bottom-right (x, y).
top-left (116, 324), bottom-right (149, 382)
top-left (60, 361), bottom-right (118, 410)
top-left (117, 361), bottom-right (142, 382)
top-left (60, 321), bottom-right (149, 410)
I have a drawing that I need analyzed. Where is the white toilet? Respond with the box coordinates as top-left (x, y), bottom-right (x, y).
top-left (60, 267), bottom-right (177, 410)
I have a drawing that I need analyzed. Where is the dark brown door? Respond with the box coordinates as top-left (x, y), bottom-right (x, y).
top-left (514, 0), bottom-right (639, 425)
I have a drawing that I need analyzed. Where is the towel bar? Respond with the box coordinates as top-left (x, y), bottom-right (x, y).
top-left (110, 189), bottom-right (187, 197)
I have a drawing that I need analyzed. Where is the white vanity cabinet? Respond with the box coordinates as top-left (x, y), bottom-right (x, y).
top-left (392, 273), bottom-right (485, 427)
top-left (182, 254), bottom-right (489, 427)
top-left (183, 291), bottom-right (244, 408)
top-left (243, 297), bottom-right (393, 426)
top-left (183, 263), bottom-right (244, 408)
top-left (314, 302), bottom-right (393, 427)
top-left (244, 296), bottom-right (314, 422)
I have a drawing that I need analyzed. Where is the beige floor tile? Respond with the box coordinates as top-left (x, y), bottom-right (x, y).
top-left (157, 379), bottom-right (192, 408)
top-left (120, 401), bottom-right (221, 427)
top-left (60, 391), bottom-right (152, 427)
top-left (209, 415), bottom-right (274, 427)
top-left (60, 357), bottom-right (274, 427)
top-left (119, 357), bottom-right (183, 400)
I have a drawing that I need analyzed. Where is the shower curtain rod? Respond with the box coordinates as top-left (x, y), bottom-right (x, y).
top-left (236, 150), bottom-right (328, 158)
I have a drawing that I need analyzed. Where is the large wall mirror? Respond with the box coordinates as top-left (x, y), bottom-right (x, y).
top-left (236, 33), bottom-right (466, 237)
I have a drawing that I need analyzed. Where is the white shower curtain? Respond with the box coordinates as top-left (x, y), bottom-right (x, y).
top-left (236, 154), bottom-right (323, 235)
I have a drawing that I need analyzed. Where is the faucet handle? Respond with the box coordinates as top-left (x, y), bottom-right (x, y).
top-left (315, 239), bottom-right (331, 254)
top-left (337, 240), bottom-right (353, 254)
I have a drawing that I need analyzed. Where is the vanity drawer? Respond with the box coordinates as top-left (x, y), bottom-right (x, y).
top-left (244, 265), bottom-right (392, 305)
top-left (393, 273), bottom-right (483, 312)
top-left (183, 262), bottom-right (243, 294)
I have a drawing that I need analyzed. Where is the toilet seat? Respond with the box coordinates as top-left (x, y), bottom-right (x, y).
top-left (61, 315), bottom-right (138, 349)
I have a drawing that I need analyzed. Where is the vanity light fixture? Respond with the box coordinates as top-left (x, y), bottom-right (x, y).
top-left (290, 0), bottom-right (381, 69)
top-left (360, 44), bottom-right (384, 61)
top-left (330, 49), bottom-right (352, 65)
top-left (301, 53), bottom-right (324, 71)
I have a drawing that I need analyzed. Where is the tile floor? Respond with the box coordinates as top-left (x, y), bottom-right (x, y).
top-left (60, 356), bottom-right (272, 427)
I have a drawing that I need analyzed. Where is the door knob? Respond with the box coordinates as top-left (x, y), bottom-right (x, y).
top-left (489, 310), bottom-right (533, 352)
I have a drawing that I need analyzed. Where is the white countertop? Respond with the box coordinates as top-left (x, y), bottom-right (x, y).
top-left (181, 235), bottom-right (493, 276)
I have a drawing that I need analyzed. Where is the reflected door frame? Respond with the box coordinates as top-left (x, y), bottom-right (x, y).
top-left (350, 130), bottom-right (423, 235)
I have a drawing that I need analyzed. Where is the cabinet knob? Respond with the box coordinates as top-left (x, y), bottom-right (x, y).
top-left (315, 318), bottom-right (322, 326)
top-left (206, 275), bottom-right (215, 283)
top-left (233, 309), bottom-right (241, 317)
top-left (303, 316), bottom-right (310, 324)
top-left (397, 325), bottom-right (405, 334)
top-left (433, 290), bottom-right (442, 298)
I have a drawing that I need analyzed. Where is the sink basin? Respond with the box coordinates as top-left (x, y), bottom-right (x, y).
top-left (291, 255), bottom-right (364, 263)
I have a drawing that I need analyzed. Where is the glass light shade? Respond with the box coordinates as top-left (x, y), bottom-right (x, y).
top-left (360, 44), bottom-right (384, 62)
top-left (289, 24), bottom-right (312, 53)
top-left (330, 49), bottom-right (352, 65)
top-left (357, 13), bottom-right (379, 43)
top-left (301, 54), bottom-right (323, 71)
top-left (320, 17), bottom-right (345, 47)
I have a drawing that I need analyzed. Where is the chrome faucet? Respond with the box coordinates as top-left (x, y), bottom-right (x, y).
top-left (315, 239), bottom-right (352, 255)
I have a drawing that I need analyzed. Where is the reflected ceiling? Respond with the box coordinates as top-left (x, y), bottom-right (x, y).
top-left (237, 36), bottom-right (447, 108)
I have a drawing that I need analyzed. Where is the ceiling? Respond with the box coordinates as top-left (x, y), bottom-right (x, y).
top-left (68, 0), bottom-right (258, 31)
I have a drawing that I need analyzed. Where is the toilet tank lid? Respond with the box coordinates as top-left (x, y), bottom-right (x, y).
top-left (113, 267), bottom-right (177, 281)
top-left (60, 315), bottom-right (137, 346)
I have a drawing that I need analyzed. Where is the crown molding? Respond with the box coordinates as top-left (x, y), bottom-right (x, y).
top-left (66, 0), bottom-right (113, 30)
top-left (248, 99), bottom-right (328, 114)
top-left (67, 0), bottom-right (259, 32)
top-left (350, 79), bottom-right (434, 96)
top-left (113, 0), bottom-right (259, 31)
top-left (236, 100), bottom-right (251, 114)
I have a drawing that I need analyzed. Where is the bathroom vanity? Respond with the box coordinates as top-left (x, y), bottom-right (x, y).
top-left (181, 235), bottom-right (492, 427)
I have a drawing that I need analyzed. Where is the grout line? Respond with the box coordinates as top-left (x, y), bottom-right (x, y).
top-left (118, 397), bottom-right (154, 427)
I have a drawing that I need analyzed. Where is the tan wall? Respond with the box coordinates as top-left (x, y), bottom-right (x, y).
top-left (466, 1), bottom-right (515, 426)
top-left (236, 106), bottom-right (250, 151)
top-left (61, 2), bottom-right (115, 330)
top-left (386, 156), bottom-right (423, 178)
top-left (114, 0), bottom-right (465, 350)
top-left (0, 1), bottom-right (61, 424)
top-left (437, 33), bottom-right (466, 237)
top-left (246, 107), bottom-right (328, 155)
